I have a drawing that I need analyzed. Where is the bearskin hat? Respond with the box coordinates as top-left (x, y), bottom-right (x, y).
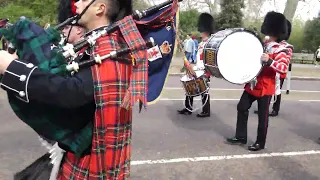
top-left (197, 13), bottom-right (215, 34)
top-left (261, 11), bottom-right (287, 40)
top-left (284, 19), bottom-right (291, 41)
top-left (58, 0), bottom-right (77, 24)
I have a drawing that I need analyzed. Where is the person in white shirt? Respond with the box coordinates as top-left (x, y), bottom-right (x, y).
top-left (177, 13), bottom-right (215, 117)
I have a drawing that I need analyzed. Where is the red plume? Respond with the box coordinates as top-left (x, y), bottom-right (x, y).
top-left (71, 0), bottom-right (77, 15)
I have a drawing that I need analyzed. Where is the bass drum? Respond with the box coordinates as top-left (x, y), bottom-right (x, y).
top-left (203, 28), bottom-right (264, 84)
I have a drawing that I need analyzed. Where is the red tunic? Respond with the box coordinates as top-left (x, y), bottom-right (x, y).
top-left (58, 32), bottom-right (133, 180)
top-left (279, 41), bottom-right (293, 79)
top-left (244, 42), bottom-right (289, 97)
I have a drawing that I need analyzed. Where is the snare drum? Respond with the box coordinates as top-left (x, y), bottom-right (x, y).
top-left (180, 70), bottom-right (209, 97)
top-left (203, 28), bottom-right (264, 84)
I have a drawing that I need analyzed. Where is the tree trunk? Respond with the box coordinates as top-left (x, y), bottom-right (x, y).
top-left (283, 0), bottom-right (299, 22)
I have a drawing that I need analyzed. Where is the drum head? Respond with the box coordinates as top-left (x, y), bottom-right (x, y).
top-left (180, 70), bottom-right (204, 81)
top-left (217, 30), bottom-right (263, 84)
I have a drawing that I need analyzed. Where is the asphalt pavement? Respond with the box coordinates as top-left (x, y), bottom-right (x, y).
top-left (0, 76), bottom-right (320, 180)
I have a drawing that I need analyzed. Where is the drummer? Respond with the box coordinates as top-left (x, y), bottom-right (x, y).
top-left (177, 12), bottom-right (215, 118)
top-left (226, 11), bottom-right (290, 151)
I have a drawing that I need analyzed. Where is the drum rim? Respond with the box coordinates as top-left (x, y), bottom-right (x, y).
top-left (204, 28), bottom-right (265, 85)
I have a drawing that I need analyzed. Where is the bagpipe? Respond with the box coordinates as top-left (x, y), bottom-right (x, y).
top-left (0, 0), bottom-right (181, 179)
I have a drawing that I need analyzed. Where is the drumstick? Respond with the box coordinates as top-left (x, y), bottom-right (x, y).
top-left (261, 35), bottom-right (271, 66)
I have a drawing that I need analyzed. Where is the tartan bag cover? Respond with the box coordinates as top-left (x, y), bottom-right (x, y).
top-left (0, 19), bottom-right (93, 156)
top-left (117, 16), bottom-right (148, 110)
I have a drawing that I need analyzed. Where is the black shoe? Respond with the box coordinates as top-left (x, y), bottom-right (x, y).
top-left (226, 137), bottom-right (247, 145)
top-left (248, 143), bottom-right (264, 151)
top-left (177, 108), bottom-right (192, 115)
top-left (269, 110), bottom-right (278, 117)
top-left (254, 110), bottom-right (258, 114)
top-left (197, 112), bottom-right (210, 117)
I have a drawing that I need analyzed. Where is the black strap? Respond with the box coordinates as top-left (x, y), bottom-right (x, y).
top-left (65, 0), bottom-right (96, 43)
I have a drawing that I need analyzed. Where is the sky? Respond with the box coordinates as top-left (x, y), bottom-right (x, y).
top-left (148, 0), bottom-right (320, 21)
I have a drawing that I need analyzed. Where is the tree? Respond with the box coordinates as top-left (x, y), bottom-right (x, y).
top-left (303, 17), bottom-right (320, 52)
top-left (179, 9), bottom-right (201, 36)
top-left (244, 0), bottom-right (266, 20)
top-left (287, 19), bottom-right (304, 52)
top-left (283, 0), bottom-right (299, 22)
top-left (216, 0), bottom-right (245, 30)
top-left (133, 0), bottom-right (150, 10)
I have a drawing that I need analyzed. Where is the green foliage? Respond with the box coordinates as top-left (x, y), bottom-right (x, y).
top-left (216, 0), bottom-right (245, 30)
top-left (0, 3), bottom-right (35, 23)
top-left (288, 19), bottom-right (304, 53)
top-left (0, 0), bottom-right (57, 26)
top-left (0, 0), bottom-right (148, 27)
top-left (132, 0), bottom-right (150, 10)
top-left (303, 17), bottom-right (320, 53)
top-left (243, 18), bottom-right (263, 38)
top-left (179, 9), bottom-right (201, 37)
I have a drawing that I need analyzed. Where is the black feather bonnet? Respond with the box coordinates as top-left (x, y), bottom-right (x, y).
top-left (58, 0), bottom-right (78, 24)
top-left (261, 11), bottom-right (288, 40)
top-left (197, 13), bottom-right (215, 34)
top-left (283, 19), bottom-right (291, 41)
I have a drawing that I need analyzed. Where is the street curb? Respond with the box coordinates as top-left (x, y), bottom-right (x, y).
top-left (168, 73), bottom-right (320, 81)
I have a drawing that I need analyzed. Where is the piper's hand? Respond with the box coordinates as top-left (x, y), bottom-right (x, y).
top-left (0, 50), bottom-right (17, 74)
top-left (261, 53), bottom-right (269, 62)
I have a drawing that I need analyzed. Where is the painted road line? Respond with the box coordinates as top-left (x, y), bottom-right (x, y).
top-left (159, 98), bottom-right (320, 102)
top-left (163, 87), bottom-right (320, 93)
top-left (160, 98), bottom-right (238, 101)
top-left (299, 100), bottom-right (320, 102)
top-left (131, 150), bottom-right (320, 166)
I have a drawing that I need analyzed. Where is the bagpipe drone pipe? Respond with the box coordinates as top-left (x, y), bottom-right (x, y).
top-left (0, 0), bottom-right (180, 158)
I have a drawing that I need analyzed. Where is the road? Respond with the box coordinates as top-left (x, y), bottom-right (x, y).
top-left (0, 77), bottom-right (320, 180)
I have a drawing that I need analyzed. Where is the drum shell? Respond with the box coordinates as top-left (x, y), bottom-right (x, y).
top-left (203, 29), bottom-right (236, 78)
top-left (181, 74), bottom-right (209, 97)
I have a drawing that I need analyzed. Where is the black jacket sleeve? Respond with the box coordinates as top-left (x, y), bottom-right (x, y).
top-left (0, 59), bottom-right (94, 108)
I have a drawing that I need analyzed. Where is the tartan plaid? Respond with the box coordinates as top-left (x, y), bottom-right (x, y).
top-left (58, 32), bottom-right (133, 180)
top-left (117, 16), bottom-right (148, 109)
top-left (0, 20), bottom-right (92, 156)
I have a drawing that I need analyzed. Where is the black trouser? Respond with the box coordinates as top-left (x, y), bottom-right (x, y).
top-left (272, 78), bottom-right (285, 112)
top-left (185, 93), bottom-right (210, 113)
top-left (236, 91), bottom-right (272, 147)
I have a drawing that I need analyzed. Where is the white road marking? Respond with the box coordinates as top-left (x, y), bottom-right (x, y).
top-left (131, 150), bottom-right (320, 166)
top-left (159, 98), bottom-right (320, 102)
top-left (160, 98), bottom-right (238, 101)
top-left (299, 100), bottom-right (320, 102)
top-left (163, 87), bottom-right (320, 93)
